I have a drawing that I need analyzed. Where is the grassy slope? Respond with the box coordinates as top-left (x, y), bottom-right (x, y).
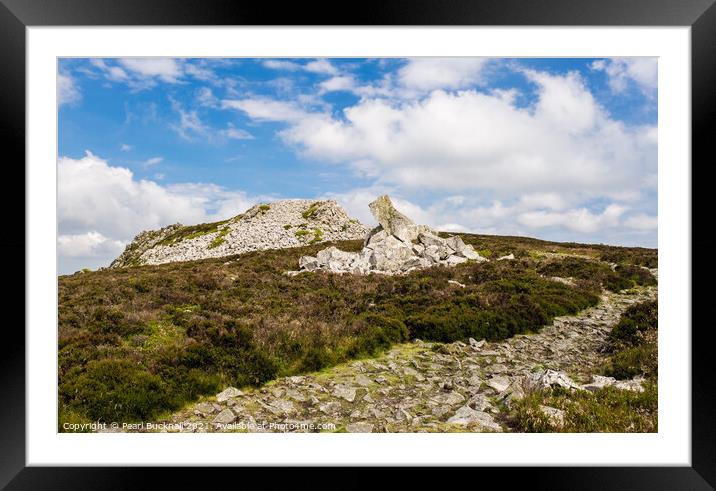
top-left (58, 233), bottom-right (657, 427)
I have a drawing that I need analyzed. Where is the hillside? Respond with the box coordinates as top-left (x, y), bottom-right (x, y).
top-left (59, 230), bottom-right (657, 430)
top-left (153, 284), bottom-right (657, 433)
top-left (109, 199), bottom-right (368, 268)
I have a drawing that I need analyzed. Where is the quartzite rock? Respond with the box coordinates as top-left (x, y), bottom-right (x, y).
top-left (111, 199), bottom-right (368, 268)
top-left (295, 195), bottom-right (492, 275)
top-left (368, 195), bottom-right (421, 243)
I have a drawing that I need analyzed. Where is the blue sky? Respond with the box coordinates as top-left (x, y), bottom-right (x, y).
top-left (57, 57), bottom-right (657, 274)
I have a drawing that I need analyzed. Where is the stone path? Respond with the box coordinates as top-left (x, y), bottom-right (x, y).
top-left (148, 279), bottom-right (657, 434)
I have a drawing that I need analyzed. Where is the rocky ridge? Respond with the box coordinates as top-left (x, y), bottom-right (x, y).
top-left (139, 279), bottom-right (656, 433)
top-left (293, 195), bottom-right (491, 275)
top-left (110, 199), bottom-right (369, 268)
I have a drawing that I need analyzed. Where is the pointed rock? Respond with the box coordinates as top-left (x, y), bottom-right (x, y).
top-left (368, 195), bottom-right (419, 243)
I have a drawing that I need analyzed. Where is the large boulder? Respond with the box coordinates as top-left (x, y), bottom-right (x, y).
top-left (368, 195), bottom-right (420, 244)
top-left (459, 245), bottom-right (487, 262)
top-left (314, 246), bottom-right (371, 274)
top-left (367, 235), bottom-right (415, 273)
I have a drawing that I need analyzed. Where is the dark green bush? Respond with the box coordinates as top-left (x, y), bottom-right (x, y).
top-left (613, 264), bottom-right (657, 290)
top-left (603, 344), bottom-right (657, 380)
top-left (59, 359), bottom-right (170, 422)
top-left (405, 277), bottom-right (597, 343)
top-left (180, 321), bottom-right (280, 387)
top-left (347, 313), bottom-right (410, 356)
top-left (603, 300), bottom-right (658, 380)
top-left (298, 347), bottom-right (336, 372)
top-left (600, 249), bottom-right (658, 268)
top-left (86, 307), bottom-right (145, 337)
top-left (538, 257), bottom-right (656, 293)
top-left (608, 300), bottom-right (658, 346)
top-left (538, 257), bottom-right (613, 280)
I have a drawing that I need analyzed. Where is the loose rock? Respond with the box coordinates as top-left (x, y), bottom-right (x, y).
top-left (213, 409), bottom-right (237, 425)
top-left (216, 387), bottom-right (243, 402)
top-left (346, 422), bottom-right (374, 433)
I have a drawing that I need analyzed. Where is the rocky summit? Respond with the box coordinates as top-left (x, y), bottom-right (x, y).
top-left (110, 199), bottom-right (369, 268)
top-left (294, 195), bottom-right (490, 275)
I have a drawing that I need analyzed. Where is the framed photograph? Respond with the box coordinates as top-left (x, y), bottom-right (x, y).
top-left (5, 0), bottom-right (714, 485)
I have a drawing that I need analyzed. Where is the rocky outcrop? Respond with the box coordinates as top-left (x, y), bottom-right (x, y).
top-left (368, 195), bottom-right (431, 243)
top-left (110, 199), bottom-right (369, 268)
top-left (295, 195), bottom-right (488, 275)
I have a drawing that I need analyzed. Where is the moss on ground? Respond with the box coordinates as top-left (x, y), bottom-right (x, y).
top-left (207, 226), bottom-right (231, 249)
top-left (302, 201), bottom-right (323, 220)
top-left (158, 219), bottom-right (231, 247)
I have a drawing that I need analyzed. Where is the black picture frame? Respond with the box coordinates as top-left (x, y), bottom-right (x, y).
top-left (3, 0), bottom-right (714, 487)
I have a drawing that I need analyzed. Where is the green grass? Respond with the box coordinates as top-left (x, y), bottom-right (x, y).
top-left (207, 226), bottom-right (231, 249)
top-left (59, 233), bottom-right (657, 426)
top-left (603, 299), bottom-right (658, 379)
top-left (309, 228), bottom-right (324, 245)
top-left (158, 219), bottom-right (231, 247)
top-left (508, 384), bottom-right (657, 432)
top-left (302, 201), bottom-right (323, 220)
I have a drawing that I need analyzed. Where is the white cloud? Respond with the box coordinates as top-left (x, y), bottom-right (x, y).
top-left (170, 97), bottom-right (209, 140)
top-left (58, 73), bottom-right (81, 107)
top-left (264, 70), bottom-right (655, 203)
top-left (120, 143), bottom-right (133, 152)
top-left (184, 62), bottom-right (218, 82)
top-left (262, 60), bottom-right (302, 71)
top-left (59, 151), bottom-right (206, 238)
top-left (319, 75), bottom-right (357, 93)
top-left (144, 156), bottom-right (163, 167)
top-left (118, 58), bottom-right (183, 82)
top-left (518, 204), bottom-right (626, 234)
top-left (228, 66), bottom-right (655, 246)
top-left (221, 98), bottom-right (307, 122)
top-left (438, 223), bottom-right (469, 233)
top-left (326, 186), bottom-right (644, 246)
top-left (172, 98), bottom-right (254, 142)
top-left (518, 193), bottom-right (568, 211)
top-left (196, 87), bottom-right (219, 107)
top-left (524, 69), bottom-right (599, 133)
top-left (624, 213), bottom-right (658, 230)
top-left (90, 59), bottom-right (128, 82)
top-left (591, 58), bottom-right (657, 95)
top-left (58, 151), bottom-right (260, 273)
top-left (86, 58), bottom-right (221, 91)
top-left (304, 59), bottom-right (339, 75)
top-left (221, 126), bottom-right (254, 140)
top-left (57, 231), bottom-right (125, 259)
top-left (398, 58), bottom-right (489, 91)
top-left (315, 58), bottom-right (491, 99)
